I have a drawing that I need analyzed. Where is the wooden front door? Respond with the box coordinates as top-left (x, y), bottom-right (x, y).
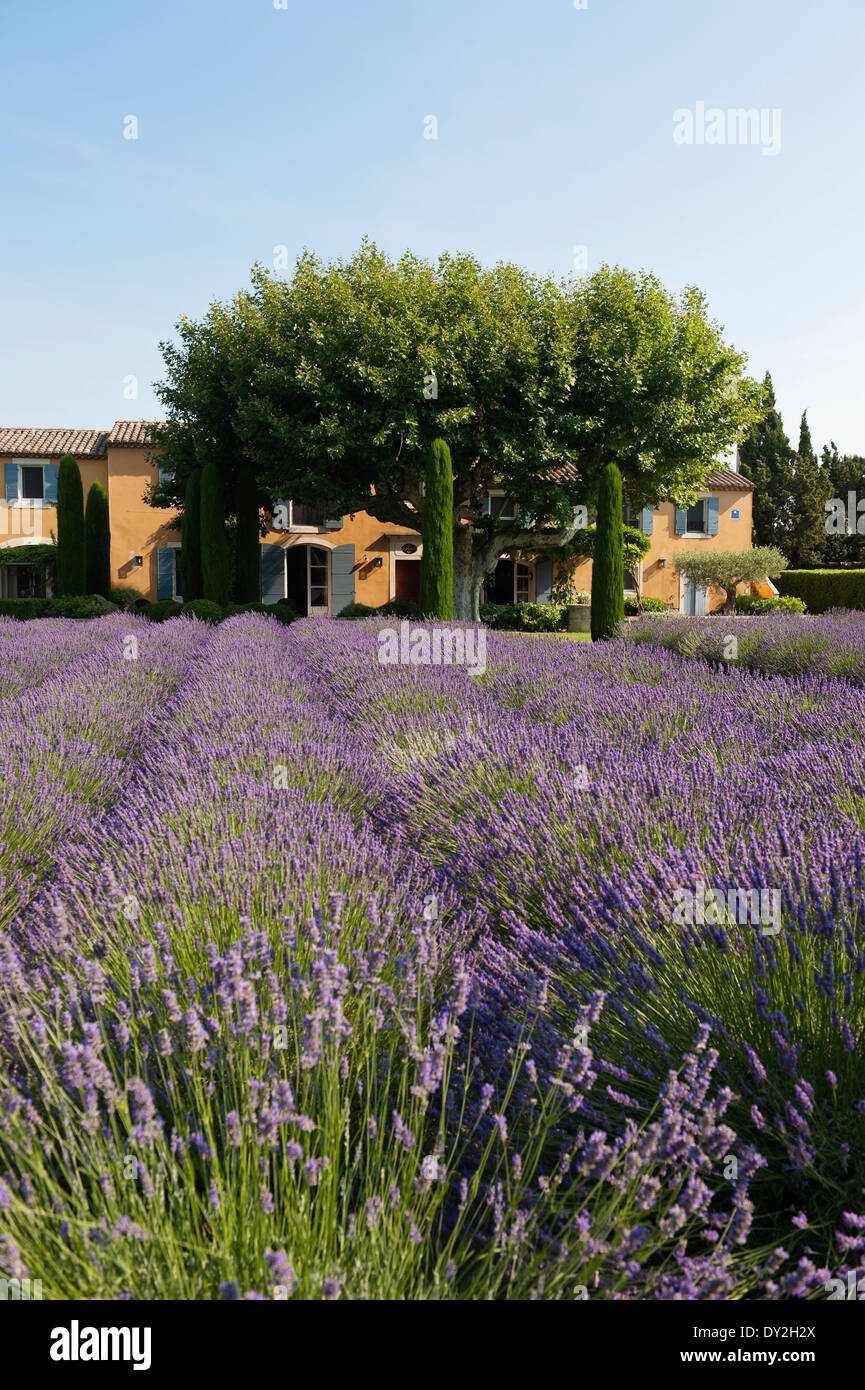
top-left (394, 559), bottom-right (420, 602)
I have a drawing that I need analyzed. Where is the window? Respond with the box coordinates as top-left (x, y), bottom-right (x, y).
top-left (685, 500), bottom-right (707, 533)
top-left (20, 465), bottom-right (45, 501)
top-left (172, 549), bottom-right (184, 602)
top-left (485, 493), bottom-right (517, 522)
top-left (622, 504), bottom-right (636, 528)
top-left (308, 546), bottom-right (329, 611)
top-left (291, 502), bottom-right (327, 528)
top-left (484, 559), bottom-right (535, 605)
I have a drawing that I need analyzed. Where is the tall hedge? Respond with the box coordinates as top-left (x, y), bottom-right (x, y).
top-left (420, 438), bottom-right (454, 619)
top-left (776, 568), bottom-right (865, 613)
top-left (55, 454), bottom-right (86, 596)
top-left (181, 469), bottom-right (203, 601)
top-left (200, 461), bottom-right (230, 606)
top-left (84, 481), bottom-right (111, 598)
top-left (234, 465), bottom-right (261, 603)
top-left (591, 463), bottom-right (624, 641)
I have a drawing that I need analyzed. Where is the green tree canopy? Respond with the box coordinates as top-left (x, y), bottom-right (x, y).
top-left (153, 243), bottom-right (761, 617)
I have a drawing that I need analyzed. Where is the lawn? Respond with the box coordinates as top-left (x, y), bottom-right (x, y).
top-left (0, 610), bottom-right (863, 1300)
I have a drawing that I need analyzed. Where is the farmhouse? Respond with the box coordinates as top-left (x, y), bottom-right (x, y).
top-left (0, 421), bottom-right (754, 615)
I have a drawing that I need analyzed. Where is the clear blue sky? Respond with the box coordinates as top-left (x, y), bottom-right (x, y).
top-left (1, 0), bottom-right (863, 456)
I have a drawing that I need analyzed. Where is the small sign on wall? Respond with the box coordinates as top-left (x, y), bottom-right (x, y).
top-left (731, 508), bottom-right (740, 519)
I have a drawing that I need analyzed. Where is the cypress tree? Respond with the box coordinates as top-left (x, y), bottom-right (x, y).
top-left (84, 481), bottom-right (111, 598)
top-left (419, 439), bottom-right (454, 618)
top-left (234, 465), bottom-right (261, 603)
top-left (787, 409), bottom-right (832, 567)
top-left (591, 462), bottom-right (624, 641)
top-left (738, 372), bottom-right (795, 550)
top-left (56, 453), bottom-right (86, 596)
top-left (200, 461), bottom-right (230, 606)
top-left (182, 469), bottom-right (203, 601)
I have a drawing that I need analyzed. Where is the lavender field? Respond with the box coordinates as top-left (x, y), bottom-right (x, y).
top-left (1, 610), bottom-right (864, 1300)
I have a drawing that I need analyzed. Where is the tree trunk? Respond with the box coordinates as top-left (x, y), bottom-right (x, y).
top-left (453, 526), bottom-right (481, 620)
top-left (723, 586), bottom-right (737, 615)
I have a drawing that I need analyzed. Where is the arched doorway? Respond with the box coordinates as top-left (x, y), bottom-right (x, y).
top-left (286, 544), bottom-right (330, 616)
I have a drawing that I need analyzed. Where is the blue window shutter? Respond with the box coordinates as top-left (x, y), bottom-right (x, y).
top-left (707, 496), bottom-right (719, 535)
top-left (482, 495), bottom-right (491, 516)
top-left (640, 505), bottom-right (653, 536)
top-left (156, 547), bottom-right (174, 600)
top-left (260, 543), bottom-right (285, 604)
top-left (331, 543), bottom-right (356, 614)
top-left (44, 463), bottom-right (59, 503)
top-left (535, 556), bottom-right (553, 605)
top-left (674, 507), bottom-right (687, 535)
top-left (5, 463), bottom-right (19, 502)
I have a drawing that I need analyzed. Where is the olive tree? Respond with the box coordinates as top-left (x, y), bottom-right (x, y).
top-left (674, 547), bottom-right (788, 614)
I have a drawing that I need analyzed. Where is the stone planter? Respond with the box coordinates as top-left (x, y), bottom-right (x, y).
top-left (567, 604), bottom-right (591, 633)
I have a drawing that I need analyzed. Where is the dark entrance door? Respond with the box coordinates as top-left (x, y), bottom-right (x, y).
top-left (394, 560), bottom-right (420, 602)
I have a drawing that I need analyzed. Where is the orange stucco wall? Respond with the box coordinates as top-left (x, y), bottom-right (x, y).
top-left (107, 446), bottom-right (179, 600)
top-left (0, 455), bottom-right (108, 551)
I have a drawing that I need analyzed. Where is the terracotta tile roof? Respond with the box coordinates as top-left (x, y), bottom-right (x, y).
top-left (702, 465), bottom-right (754, 490)
top-left (0, 427), bottom-right (108, 458)
top-left (107, 420), bottom-right (162, 447)
top-left (545, 462), bottom-right (754, 492)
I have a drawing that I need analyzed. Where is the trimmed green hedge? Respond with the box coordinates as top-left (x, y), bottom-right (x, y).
top-left (775, 569), bottom-right (865, 614)
top-left (0, 598), bottom-right (53, 620)
top-left (0, 595), bottom-right (116, 620)
top-left (735, 594), bottom-right (806, 615)
top-left (486, 602), bottom-right (566, 632)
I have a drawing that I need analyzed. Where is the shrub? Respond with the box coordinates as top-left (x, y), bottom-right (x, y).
top-left (56, 454), bottom-right (86, 596)
top-left (0, 597), bottom-right (52, 620)
top-left (224, 602), bottom-right (296, 625)
top-left (486, 602), bottom-right (565, 632)
top-left (47, 594), bottom-right (117, 619)
top-left (479, 602), bottom-right (509, 626)
top-left (591, 463), bottom-right (624, 640)
top-left (419, 439), bottom-right (454, 619)
top-left (336, 602), bottom-right (379, 620)
top-left (624, 596), bottom-right (669, 615)
top-left (376, 600), bottom-right (425, 620)
top-left (200, 462), bottom-right (230, 606)
top-left (84, 481), bottom-right (112, 599)
top-left (143, 600), bottom-right (183, 622)
top-left (182, 470), bottom-right (203, 602)
top-left (110, 586), bottom-right (146, 610)
top-left (776, 569), bottom-right (865, 614)
top-left (181, 599), bottom-right (223, 624)
top-left (735, 594), bottom-right (806, 615)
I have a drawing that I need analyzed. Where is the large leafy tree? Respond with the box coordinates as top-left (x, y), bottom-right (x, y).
top-left (150, 296), bottom-right (267, 604)
top-left (154, 244), bottom-right (761, 618)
